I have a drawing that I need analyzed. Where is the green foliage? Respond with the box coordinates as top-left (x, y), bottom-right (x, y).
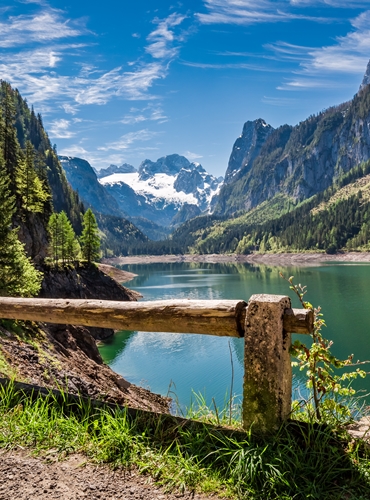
top-left (16, 140), bottom-right (50, 213)
top-left (0, 157), bottom-right (42, 296)
top-left (81, 208), bottom-right (101, 263)
top-left (0, 80), bottom-right (84, 235)
top-left (0, 81), bottom-right (19, 189)
top-left (163, 159), bottom-right (370, 256)
top-left (0, 382), bottom-right (369, 499)
top-left (281, 274), bottom-right (368, 423)
top-left (47, 211), bottom-right (80, 264)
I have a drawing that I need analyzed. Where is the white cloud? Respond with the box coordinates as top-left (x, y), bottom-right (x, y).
top-left (268, 11), bottom-right (370, 90)
top-left (58, 144), bottom-right (89, 157)
top-left (197, 0), bottom-right (329, 26)
top-left (146, 13), bottom-right (187, 59)
top-left (277, 78), bottom-right (346, 90)
top-left (290, 0), bottom-right (370, 6)
top-left (262, 95), bottom-right (299, 106)
top-left (48, 118), bottom-right (75, 138)
top-left (98, 129), bottom-right (158, 152)
top-left (183, 150), bottom-right (203, 160)
top-left (0, 9), bottom-right (84, 48)
top-left (0, 8), bottom-right (187, 112)
top-left (121, 105), bottom-right (168, 124)
top-left (61, 103), bottom-right (79, 115)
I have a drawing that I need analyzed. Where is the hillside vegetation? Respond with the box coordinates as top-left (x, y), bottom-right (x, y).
top-left (215, 83), bottom-right (370, 216)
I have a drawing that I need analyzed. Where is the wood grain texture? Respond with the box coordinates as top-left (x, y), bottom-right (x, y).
top-left (283, 308), bottom-right (314, 334)
top-left (0, 298), bottom-right (248, 337)
top-left (0, 298), bottom-right (312, 337)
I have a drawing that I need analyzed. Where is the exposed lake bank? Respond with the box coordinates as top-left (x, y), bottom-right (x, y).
top-left (103, 251), bottom-right (370, 267)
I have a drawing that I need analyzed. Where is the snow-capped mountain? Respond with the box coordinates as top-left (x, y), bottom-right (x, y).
top-left (99, 154), bottom-right (223, 228)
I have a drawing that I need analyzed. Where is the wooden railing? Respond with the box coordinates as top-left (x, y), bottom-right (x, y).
top-left (0, 294), bottom-right (313, 432)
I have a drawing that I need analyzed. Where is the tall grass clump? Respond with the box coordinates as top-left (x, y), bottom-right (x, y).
top-left (0, 380), bottom-right (369, 499)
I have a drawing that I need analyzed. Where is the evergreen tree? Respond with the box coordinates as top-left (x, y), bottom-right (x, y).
top-left (16, 140), bottom-right (49, 213)
top-left (47, 212), bottom-right (61, 264)
top-left (80, 209), bottom-right (100, 263)
top-left (0, 157), bottom-right (42, 296)
top-left (0, 82), bottom-right (19, 188)
top-left (47, 211), bottom-right (80, 264)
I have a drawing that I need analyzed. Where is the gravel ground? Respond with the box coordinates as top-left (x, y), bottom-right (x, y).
top-left (0, 451), bottom-right (220, 500)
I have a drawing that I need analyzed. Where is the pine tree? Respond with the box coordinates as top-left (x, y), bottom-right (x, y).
top-left (47, 211), bottom-right (80, 264)
top-left (16, 140), bottom-right (49, 213)
top-left (0, 82), bottom-right (19, 188)
top-left (80, 209), bottom-right (100, 263)
top-left (0, 157), bottom-right (42, 297)
top-left (47, 212), bottom-right (61, 264)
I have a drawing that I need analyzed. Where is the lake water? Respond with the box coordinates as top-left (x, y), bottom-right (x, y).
top-left (99, 262), bottom-right (370, 411)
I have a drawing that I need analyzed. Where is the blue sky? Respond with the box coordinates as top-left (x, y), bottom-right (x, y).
top-left (2, 0), bottom-right (370, 177)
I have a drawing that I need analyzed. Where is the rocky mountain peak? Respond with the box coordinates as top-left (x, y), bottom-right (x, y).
top-left (138, 154), bottom-right (191, 180)
top-left (96, 163), bottom-right (137, 178)
top-left (224, 118), bottom-right (274, 183)
top-left (360, 59), bottom-right (370, 91)
top-left (59, 156), bottom-right (123, 217)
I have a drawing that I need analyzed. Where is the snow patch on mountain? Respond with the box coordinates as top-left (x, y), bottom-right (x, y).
top-left (98, 154), bottom-right (223, 227)
top-left (100, 172), bottom-right (198, 207)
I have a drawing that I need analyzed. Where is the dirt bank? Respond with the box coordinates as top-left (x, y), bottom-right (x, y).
top-left (97, 263), bottom-right (139, 284)
top-left (0, 262), bottom-right (170, 413)
top-left (104, 251), bottom-right (370, 267)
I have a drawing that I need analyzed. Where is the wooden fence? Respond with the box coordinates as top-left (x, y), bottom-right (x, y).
top-left (0, 294), bottom-right (313, 432)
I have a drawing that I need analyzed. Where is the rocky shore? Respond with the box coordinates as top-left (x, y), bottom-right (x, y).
top-left (104, 251), bottom-right (370, 267)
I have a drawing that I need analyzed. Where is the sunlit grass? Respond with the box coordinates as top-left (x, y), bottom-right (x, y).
top-left (0, 381), bottom-right (369, 500)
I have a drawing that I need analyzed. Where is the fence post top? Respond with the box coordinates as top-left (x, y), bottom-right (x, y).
top-left (248, 294), bottom-right (291, 305)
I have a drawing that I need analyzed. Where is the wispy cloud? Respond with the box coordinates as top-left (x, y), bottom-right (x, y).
top-left (98, 129), bottom-right (158, 152)
top-left (269, 10), bottom-right (370, 90)
top-left (146, 13), bottom-right (187, 59)
top-left (196, 0), bottom-right (330, 26)
top-left (0, 6), bottom-right (188, 110)
top-left (121, 105), bottom-right (168, 124)
top-left (61, 103), bottom-right (79, 115)
top-left (183, 150), bottom-right (203, 160)
top-left (290, 0), bottom-right (370, 6)
top-left (262, 95), bottom-right (299, 106)
top-left (48, 118), bottom-right (76, 138)
top-left (0, 9), bottom-right (84, 47)
top-left (58, 144), bottom-right (89, 158)
top-left (181, 60), bottom-right (287, 72)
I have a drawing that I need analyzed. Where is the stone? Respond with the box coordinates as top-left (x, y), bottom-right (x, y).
top-left (243, 294), bottom-right (292, 432)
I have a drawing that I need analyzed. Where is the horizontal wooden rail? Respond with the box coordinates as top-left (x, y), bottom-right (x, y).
top-left (0, 294), bottom-right (315, 433)
top-left (0, 297), bottom-right (313, 337)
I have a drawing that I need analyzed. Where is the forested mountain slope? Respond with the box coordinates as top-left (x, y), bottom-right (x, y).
top-left (169, 160), bottom-right (370, 254)
top-left (1, 81), bottom-right (84, 261)
top-left (215, 77), bottom-right (370, 216)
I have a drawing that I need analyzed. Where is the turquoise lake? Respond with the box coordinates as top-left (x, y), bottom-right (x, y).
top-left (98, 262), bottom-right (370, 411)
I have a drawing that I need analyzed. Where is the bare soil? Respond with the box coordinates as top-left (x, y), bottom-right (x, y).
top-left (0, 450), bottom-right (218, 500)
top-left (104, 252), bottom-right (370, 267)
top-left (97, 264), bottom-right (140, 286)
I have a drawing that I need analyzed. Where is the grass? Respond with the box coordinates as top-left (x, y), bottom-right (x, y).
top-left (0, 382), bottom-right (369, 499)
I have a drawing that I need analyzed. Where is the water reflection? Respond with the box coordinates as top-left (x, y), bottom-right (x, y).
top-left (100, 261), bottom-right (370, 408)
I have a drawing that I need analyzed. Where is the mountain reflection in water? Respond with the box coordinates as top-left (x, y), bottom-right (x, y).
top-left (99, 262), bottom-right (370, 410)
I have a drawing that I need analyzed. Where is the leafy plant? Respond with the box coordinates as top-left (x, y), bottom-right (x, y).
top-left (280, 273), bottom-right (368, 422)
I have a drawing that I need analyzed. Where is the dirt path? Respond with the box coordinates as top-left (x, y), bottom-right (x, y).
top-left (0, 450), bottom-right (218, 500)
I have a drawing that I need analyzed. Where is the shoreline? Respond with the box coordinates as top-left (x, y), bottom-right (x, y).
top-left (103, 251), bottom-right (370, 267)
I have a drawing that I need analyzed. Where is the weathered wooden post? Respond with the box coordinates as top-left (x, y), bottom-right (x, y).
top-left (243, 294), bottom-right (292, 433)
